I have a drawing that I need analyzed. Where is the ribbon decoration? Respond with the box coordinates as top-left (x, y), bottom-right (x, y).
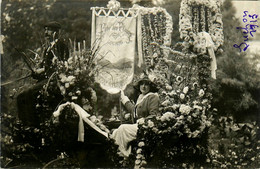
top-left (137, 11), bottom-right (143, 67)
top-left (198, 32), bottom-right (217, 79)
top-left (0, 35), bottom-right (4, 54)
top-left (53, 102), bottom-right (108, 142)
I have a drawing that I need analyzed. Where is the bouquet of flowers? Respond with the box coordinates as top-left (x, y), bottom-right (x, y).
top-left (55, 44), bottom-right (98, 110)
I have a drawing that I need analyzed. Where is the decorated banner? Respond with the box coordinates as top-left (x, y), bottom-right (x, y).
top-left (93, 14), bottom-right (137, 94)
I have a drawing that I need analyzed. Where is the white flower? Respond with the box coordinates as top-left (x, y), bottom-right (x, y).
top-left (202, 99), bottom-right (208, 104)
top-left (71, 96), bottom-right (78, 100)
top-left (152, 0), bottom-right (165, 6)
top-left (67, 75), bottom-right (75, 82)
top-left (67, 57), bottom-right (73, 64)
top-left (69, 81), bottom-right (75, 86)
top-left (203, 120), bottom-right (209, 128)
top-left (45, 5), bottom-right (51, 10)
top-left (148, 73), bottom-right (156, 82)
top-left (137, 118), bottom-right (145, 125)
top-left (5, 13), bottom-right (11, 22)
top-left (183, 86), bottom-right (189, 94)
top-left (179, 115), bottom-right (184, 120)
top-left (193, 105), bottom-right (203, 110)
top-left (135, 159), bottom-right (141, 165)
top-left (192, 130), bottom-right (200, 138)
top-left (162, 112), bottom-right (176, 120)
top-left (169, 90), bottom-right (176, 97)
top-left (141, 160), bottom-right (147, 165)
top-left (59, 86), bottom-right (66, 95)
top-left (172, 104), bottom-right (179, 110)
top-left (90, 115), bottom-right (97, 123)
top-left (199, 89), bottom-right (205, 97)
top-left (179, 104), bottom-right (191, 115)
top-left (162, 100), bottom-right (171, 107)
top-left (180, 93), bottom-right (185, 100)
top-left (53, 110), bottom-right (60, 117)
top-left (165, 85), bottom-right (172, 91)
top-left (65, 83), bottom-right (70, 88)
top-left (138, 141), bottom-right (145, 147)
top-left (130, 0), bottom-right (141, 4)
top-left (83, 104), bottom-right (92, 111)
top-left (59, 73), bottom-right (67, 83)
top-left (160, 116), bottom-right (167, 122)
top-left (152, 127), bottom-right (159, 133)
top-left (187, 115), bottom-right (192, 122)
top-left (136, 154), bottom-right (143, 159)
top-left (91, 90), bottom-right (97, 103)
top-left (147, 120), bottom-right (154, 128)
top-left (176, 76), bottom-right (183, 82)
top-left (76, 90), bottom-right (81, 95)
top-left (136, 148), bottom-right (142, 154)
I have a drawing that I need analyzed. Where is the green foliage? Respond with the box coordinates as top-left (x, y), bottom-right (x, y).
top-left (208, 116), bottom-right (260, 168)
top-left (0, 112), bottom-right (57, 167)
top-left (212, 0), bottom-right (260, 121)
top-left (213, 0), bottom-right (260, 121)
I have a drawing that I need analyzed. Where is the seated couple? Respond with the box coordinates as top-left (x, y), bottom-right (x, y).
top-left (110, 75), bottom-right (160, 157)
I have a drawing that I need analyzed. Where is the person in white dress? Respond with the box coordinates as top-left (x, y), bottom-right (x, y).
top-left (110, 76), bottom-right (160, 157)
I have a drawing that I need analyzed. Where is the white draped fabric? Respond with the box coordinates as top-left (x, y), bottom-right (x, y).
top-left (111, 123), bottom-right (138, 157)
top-left (53, 102), bottom-right (108, 142)
top-left (198, 32), bottom-right (217, 79)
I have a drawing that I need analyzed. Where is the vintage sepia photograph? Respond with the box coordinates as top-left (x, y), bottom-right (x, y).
top-left (1, 0), bottom-right (259, 168)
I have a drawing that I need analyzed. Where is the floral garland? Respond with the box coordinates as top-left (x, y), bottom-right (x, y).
top-left (179, 0), bottom-right (224, 53)
top-left (133, 5), bottom-right (173, 69)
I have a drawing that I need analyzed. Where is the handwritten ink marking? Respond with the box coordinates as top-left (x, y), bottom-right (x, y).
top-left (233, 11), bottom-right (258, 52)
top-left (243, 11), bottom-right (248, 17)
top-left (233, 43), bottom-right (250, 52)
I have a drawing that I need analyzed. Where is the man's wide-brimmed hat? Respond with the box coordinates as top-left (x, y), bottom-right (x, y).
top-left (44, 21), bottom-right (61, 31)
top-left (133, 75), bottom-right (158, 93)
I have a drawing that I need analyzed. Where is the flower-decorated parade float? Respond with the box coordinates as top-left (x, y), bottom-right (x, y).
top-left (4, 0), bottom-right (227, 168)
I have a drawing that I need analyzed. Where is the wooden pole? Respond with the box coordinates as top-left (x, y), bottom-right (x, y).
top-left (119, 93), bottom-right (123, 124)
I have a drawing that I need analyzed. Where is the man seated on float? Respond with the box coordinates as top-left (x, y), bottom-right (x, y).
top-left (110, 75), bottom-right (160, 157)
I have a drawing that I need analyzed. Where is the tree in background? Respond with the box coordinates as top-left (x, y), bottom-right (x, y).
top-left (1, 0), bottom-right (55, 115)
top-left (211, 0), bottom-right (260, 122)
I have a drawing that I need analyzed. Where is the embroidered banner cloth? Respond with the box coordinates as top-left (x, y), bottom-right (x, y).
top-left (93, 16), bottom-right (136, 94)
